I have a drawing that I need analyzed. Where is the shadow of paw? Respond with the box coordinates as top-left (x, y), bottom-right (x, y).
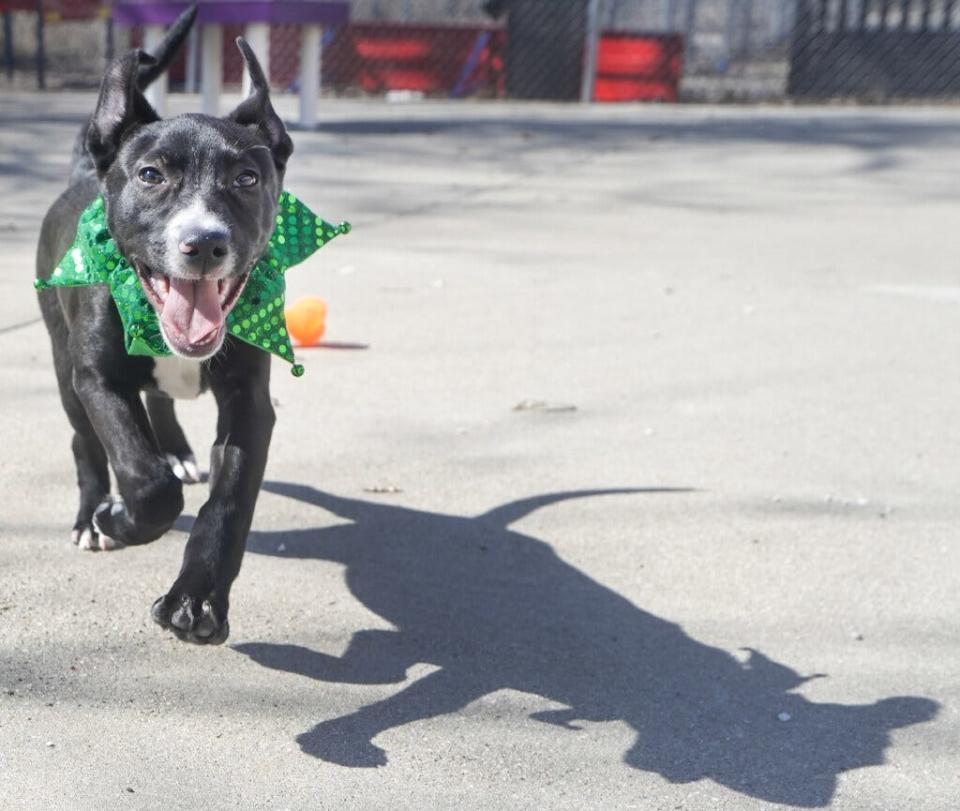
top-left (297, 723), bottom-right (388, 767)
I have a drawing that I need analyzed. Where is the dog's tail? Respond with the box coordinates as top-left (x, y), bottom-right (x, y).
top-left (136, 4), bottom-right (197, 90)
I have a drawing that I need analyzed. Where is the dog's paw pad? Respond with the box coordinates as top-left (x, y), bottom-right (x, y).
top-left (152, 592), bottom-right (229, 645)
top-left (166, 453), bottom-right (201, 484)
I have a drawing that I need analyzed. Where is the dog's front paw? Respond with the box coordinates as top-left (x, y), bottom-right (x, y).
top-left (91, 477), bottom-right (182, 546)
top-left (151, 589), bottom-right (229, 645)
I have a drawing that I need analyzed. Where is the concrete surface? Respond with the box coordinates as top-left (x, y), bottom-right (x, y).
top-left (1, 92), bottom-right (959, 810)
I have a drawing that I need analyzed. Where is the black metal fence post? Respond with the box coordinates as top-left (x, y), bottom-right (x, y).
top-left (105, 12), bottom-right (114, 62)
top-left (683, 0), bottom-right (698, 68)
top-left (786, 0), bottom-right (813, 96)
top-left (36, 0), bottom-right (46, 89)
top-left (2, 10), bottom-right (13, 81)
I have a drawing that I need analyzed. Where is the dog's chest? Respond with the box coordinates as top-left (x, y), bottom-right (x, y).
top-left (152, 356), bottom-right (203, 400)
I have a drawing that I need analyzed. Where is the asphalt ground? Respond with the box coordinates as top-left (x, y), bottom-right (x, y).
top-left (1, 92), bottom-right (959, 809)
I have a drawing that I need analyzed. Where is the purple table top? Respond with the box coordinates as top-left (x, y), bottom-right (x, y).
top-left (113, 1), bottom-right (350, 27)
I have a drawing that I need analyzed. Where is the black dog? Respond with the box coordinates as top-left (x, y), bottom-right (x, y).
top-left (35, 10), bottom-right (293, 644)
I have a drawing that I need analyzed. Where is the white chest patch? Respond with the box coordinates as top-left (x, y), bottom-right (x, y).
top-left (152, 355), bottom-right (203, 400)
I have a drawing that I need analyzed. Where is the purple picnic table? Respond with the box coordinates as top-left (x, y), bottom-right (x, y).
top-left (113, 0), bottom-right (351, 126)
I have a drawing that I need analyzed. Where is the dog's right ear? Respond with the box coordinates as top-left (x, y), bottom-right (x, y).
top-left (87, 50), bottom-right (160, 175)
top-left (227, 38), bottom-right (293, 173)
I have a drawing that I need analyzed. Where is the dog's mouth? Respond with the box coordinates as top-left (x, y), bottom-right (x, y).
top-left (134, 262), bottom-right (248, 359)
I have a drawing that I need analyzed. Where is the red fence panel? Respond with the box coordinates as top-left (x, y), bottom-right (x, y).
top-left (323, 23), bottom-right (505, 97)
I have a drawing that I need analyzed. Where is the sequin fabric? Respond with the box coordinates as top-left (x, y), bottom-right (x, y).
top-left (35, 192), bottom-right (350, 376)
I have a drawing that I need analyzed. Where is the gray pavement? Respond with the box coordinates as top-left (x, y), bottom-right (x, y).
top-left (1, 92), bottom-right (959, 810)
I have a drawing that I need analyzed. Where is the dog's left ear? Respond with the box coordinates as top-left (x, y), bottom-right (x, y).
top-left (227, 38), bottom-right (294, 173)
top-left (87, 50), bottom-right (160, 175)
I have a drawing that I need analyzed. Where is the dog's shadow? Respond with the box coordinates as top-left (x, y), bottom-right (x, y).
top-left (228, 481), bottom-right (936, 807)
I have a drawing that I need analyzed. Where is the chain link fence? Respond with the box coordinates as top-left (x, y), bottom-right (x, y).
top-left (1, 1), bottom-right (110, 89)
top-left (3, 1), bottom-right (960, 102)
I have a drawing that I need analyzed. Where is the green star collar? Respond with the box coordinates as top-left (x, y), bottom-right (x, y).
top-left (35, 191), bottom-right (350, 376)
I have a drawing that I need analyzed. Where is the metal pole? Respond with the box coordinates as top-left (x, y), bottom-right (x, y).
top-left (684, 0), bottom-right (698, 65)
top-left (658, 0), bottom-right (671, 30)
top-left (769, 0), bottom-right (786, 40)
top-left (201, 24), bottom-right (222, 116)
top-left (105, 13), bottom-right (114, 62)
top-left (740, 0), bottom-right (755, 54)
top-left (36, 0), bottom-right (45, 90)
top-left (3, 10), bottom-right (14, 80)
top-left (580, 0), bottom-right (602, 102)
top-left (185, 24), bottom-right (198, 93)
top-left (299, 24), bottom-right (321, 128)
top-left (726, 0), bottom-right (753, 60)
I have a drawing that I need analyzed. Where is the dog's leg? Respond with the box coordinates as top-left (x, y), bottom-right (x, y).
top-left (145, 392), bottom-right (200, 483)
top-left (152, 340), bottom-right (273, 644)
top-left (67, 424), bottom-right (113, 551)
top-left (40, 290), bottom-right (115, 550)
top-left (66, 296), bottom-right (184, 546)
top-left (59, 365), bottom-right (114, 551)
top-left (74, 366), bottom-right (184, 546)
top-left (296, 667), bottom-right (491, 767)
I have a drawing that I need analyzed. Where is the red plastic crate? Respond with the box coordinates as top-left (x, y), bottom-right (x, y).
top-left (594, 33), bottom-right (683, 102)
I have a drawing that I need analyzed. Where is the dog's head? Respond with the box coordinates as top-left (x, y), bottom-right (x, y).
top-left (86, 39), bottom-right (293, 360)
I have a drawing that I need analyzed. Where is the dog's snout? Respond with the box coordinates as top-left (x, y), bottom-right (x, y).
top-left (178, 231), bottom-right (229, 267)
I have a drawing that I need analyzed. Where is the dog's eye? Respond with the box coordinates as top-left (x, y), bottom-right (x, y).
top-left (138, 166), bottom-right (165, 185)
top-left (235, 172), bottom-right (258, 188)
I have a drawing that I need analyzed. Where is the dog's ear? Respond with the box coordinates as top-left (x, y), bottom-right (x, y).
top-left (87, 50), bottom-right (160, 175)
top-left (227, 38), bottom-right (294, 173)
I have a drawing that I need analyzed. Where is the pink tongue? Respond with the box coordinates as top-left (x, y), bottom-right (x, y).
top-left (160, 277), bottom-right (223, 346)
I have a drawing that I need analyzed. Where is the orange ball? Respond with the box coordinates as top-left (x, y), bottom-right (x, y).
top-left (285, 297), bottom-right (327, 347)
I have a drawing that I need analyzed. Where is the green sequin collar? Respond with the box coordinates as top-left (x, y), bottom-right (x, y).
top-left (35, 191), bottom-right (350, 376)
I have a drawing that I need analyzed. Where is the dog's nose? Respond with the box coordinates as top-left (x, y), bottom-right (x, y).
top-left (178, 231), bottom-right (229, 268)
